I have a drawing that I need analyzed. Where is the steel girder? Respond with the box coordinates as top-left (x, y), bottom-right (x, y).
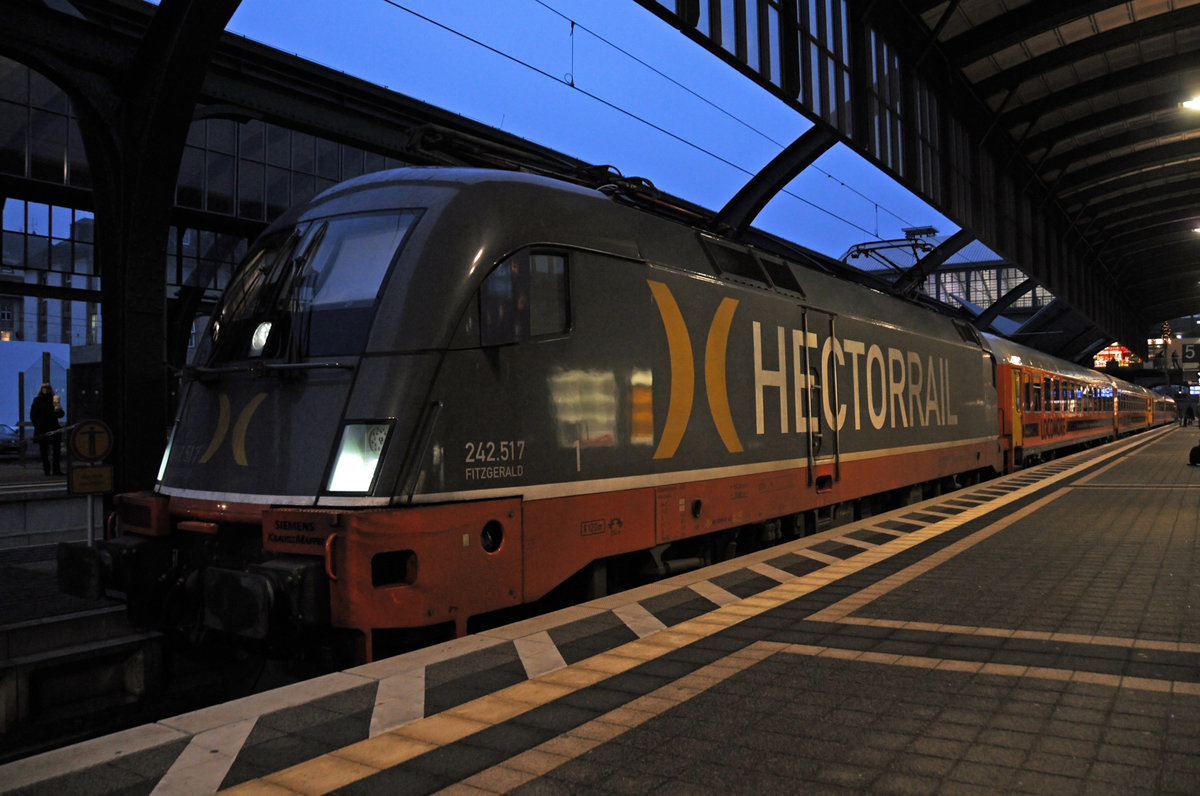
top-left (631, 0), bottom-right (1200, 357)
top-left (2, 0), bottom-right (241, 492)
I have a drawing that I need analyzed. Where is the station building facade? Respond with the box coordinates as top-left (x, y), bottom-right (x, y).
top-left (0, 54), bottom-right (405, 356)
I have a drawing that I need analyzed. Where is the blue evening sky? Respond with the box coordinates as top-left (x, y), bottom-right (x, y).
top-left (226, 0), bottom-right (959, 259)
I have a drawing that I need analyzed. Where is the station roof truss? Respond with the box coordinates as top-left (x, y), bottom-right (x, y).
top-left (636, 0), bottom-right (1200, 360)
top-left (4, 0), bottom-right (1196, 371)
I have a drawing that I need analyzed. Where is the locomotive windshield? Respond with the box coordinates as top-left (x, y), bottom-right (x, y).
top-left (206, 210), bottom-right (420, 363)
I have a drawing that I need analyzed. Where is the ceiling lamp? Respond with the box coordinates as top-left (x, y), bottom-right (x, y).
top-left (1184, 96), bottom-right (1200, 110)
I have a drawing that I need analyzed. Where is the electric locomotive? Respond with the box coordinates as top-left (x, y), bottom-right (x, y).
top-left (57, 167), bottom-right (1164, 663)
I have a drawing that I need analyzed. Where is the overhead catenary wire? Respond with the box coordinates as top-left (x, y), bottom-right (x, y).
top-left (528, 0), bottom-right (920, 231)
top-left (375, 0), bottom-right (918, 242)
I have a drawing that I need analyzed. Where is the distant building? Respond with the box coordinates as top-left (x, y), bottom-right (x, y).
top-left (0, 55), bottom-right (406, 359)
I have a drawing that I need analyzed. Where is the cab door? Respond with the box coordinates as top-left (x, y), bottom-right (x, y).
top-left (802, 308), bottom-right (840, 491)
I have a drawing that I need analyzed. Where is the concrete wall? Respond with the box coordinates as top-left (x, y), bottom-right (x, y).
top-left (0, 493), bottom-right (91, 549)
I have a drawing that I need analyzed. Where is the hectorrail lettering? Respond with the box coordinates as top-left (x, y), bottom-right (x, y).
top-left (649, 280), bottom-right (967, 458)
top-left (753, 321), bottom-right (959, 436)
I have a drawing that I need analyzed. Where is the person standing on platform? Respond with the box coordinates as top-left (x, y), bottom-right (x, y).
top-left (30, 382), bottom-right (65, 476)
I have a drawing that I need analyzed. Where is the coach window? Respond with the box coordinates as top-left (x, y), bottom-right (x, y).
top-left (481, 251), bottom-right (569, 346)
top-left (1031, 376), bottom-right (1041, 412)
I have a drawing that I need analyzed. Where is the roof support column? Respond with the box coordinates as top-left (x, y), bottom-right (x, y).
top-left (974, 278), bottom-right (1035, 332)
top-left (83, 0), bottom-right (240, 493)
top-left (711, 125), bottom-right (837, 238)
top-left (891, 228), bottom-right (974, 297)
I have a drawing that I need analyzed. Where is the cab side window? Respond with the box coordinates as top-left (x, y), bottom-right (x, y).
top-left (480, 251), bottom-right (569, 346)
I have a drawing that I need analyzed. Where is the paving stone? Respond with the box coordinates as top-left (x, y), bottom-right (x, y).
top-left (338, 765), bottom-right (450, 796)
top-left (870, 771), bottom-right (940, 795)
top-left (640, 589), bottom-right (718, 627)
top-left (549, 613), bottom-right (638, 664)
top-left (1011, 768), bottom-right (1088, 795)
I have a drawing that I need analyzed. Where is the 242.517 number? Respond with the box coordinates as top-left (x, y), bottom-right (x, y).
top-left (464, 440), bottom-right (525, 464)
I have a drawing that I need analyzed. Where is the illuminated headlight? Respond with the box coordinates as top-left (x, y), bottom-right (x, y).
top-left (250, 321), bottom-right (272, 356)
top-left (157, 425), bottom-right (176, 482)
top-left (327, 422), bottom-right (391, 493)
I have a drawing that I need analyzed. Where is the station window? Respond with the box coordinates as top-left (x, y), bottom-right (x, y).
top-left (0, 301), bottom-right (12, 340)
top-left (480, 251), bottom-right (569, 346)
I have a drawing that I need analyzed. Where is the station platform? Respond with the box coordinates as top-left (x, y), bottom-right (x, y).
top-left (0, 460), bottom-right (103, 626)
top-left (1, 425), bottom-right (1197, 795)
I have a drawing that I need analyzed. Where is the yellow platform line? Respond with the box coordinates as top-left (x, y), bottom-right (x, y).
top-left (779, 643), bottom-right (1200, 697)
top-left (834, 615), bottom-right (1200, 655)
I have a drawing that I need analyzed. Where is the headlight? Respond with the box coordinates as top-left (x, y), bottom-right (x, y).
top-left (157, 425), bottom-right (176, 483)
top-left (250, 321), bottom-right (272, 356)
top-left (326, 422), bottom-right (391, 493)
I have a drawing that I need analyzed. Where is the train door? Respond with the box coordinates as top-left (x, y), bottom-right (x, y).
top-left (802, 308), bottom-right (840, 491)
top-left (1010, 369), bottom-right (1023, 449)
top-left (1111, 387), bottom-right (1119, 435)
top-left (1028, 371), bottom-right (1042, 446)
